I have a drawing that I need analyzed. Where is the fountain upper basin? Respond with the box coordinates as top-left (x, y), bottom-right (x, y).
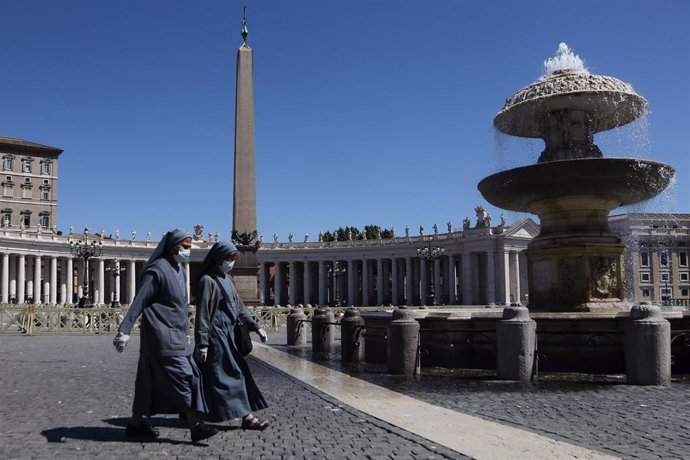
top-left (477, 158), bottom-right (675, 212)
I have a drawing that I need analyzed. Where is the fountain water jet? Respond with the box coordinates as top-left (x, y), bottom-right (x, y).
top-left (479, 43), bottom-right (675, 312)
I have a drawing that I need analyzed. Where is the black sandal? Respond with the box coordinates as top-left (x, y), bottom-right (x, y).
top-left (125, 422), bottom-right (159, 439)
top-left (241, 415), bottom-right (269, 431)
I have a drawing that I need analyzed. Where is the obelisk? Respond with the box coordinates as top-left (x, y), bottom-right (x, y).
top-left (231, 9), bottom-right (260, 303)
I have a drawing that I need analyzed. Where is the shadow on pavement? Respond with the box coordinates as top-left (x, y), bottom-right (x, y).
top-left (41, 426), bottom-right (186, 445)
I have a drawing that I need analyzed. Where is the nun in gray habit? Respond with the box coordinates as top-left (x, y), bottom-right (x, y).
top-left (194, 241), bottom-right (269, 430)
top-left (113, 229), bottom-right (218, 443)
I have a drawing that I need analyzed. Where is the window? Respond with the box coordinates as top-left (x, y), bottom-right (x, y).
top-left (40, 162), bottom-right (52, 175)
top-left (3, 157), bottom-right (14, 171)
top-left (41, 191), bottom-right (49, 201)
top-left (39, 214), bottom-right (50, 228)
top-left (642, 288), bottom-right (650, 297)
top-left (680, 252), bottom-right (688, 267)
top-left (3, 185), bottom-right (13, 198)
top-left (661, 288), bottom-right (672, 301)
top-left (660, 251), bottom-right (669, 267)
top-left (22, 159), bottom-right (32, 173)
top-left (21, 214), bottom-right (30, 227)
top-left (640, 251), bottom-right (649, 267)
top-left (1, 214), bottom-right (10, 227)
top-left (43, 179), bottom-right (49, 185)
top-left (22, 186), bottom-right (32, 199)
top-left (661, 272), bottom-right (670, 282)
top-left (681, 273), bottom-right (689, 282)
top-left (682, 289), bottom-right (689, 297)
top-left (640, 272), bottom-right (650, 282)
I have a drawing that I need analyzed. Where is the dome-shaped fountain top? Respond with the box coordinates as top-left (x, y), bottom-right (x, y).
top-left (494, 44), bottom-right (647, 140)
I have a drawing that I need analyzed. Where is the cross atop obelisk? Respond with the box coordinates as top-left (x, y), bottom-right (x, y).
top-left (232, 6), bottom-right (256, 237)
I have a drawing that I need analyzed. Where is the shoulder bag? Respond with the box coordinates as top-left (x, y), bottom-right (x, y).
top-left (215, 277), bottom-right (253, 356)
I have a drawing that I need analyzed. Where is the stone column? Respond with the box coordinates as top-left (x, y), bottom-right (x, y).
top-left (498, 249), bottom-right (511, 305)
top-left (447, 255), bottom-right (457, 304)
top-left (376, 258), bottom-right (384, 305)
top-left (17, 254), bottom-right (25, 303)
top-left (66, 258), bottom-right (74, 304)
top-left (318, 261), bottom-right (327, 306)
top-left (485, 250), bottom-right (496, 305)
top-left (303, 261), bottom-right (312, 305)
top-left (50, 257), bottom-right (58, 304)
top-left (391, 258), bottom-right (399, 306)
top-left (34, 255), bottom-right (42, 305)
top-left (347, 260), bottom-right (356, 306)
top-left (362, 259), bottom-right (370, 306)
top-left (184, 262), bottom-right (191, 304)
top-left (1, 253), bottom-right (8, 303)
top-left (419, 258), bottom-right (428, 306)
top-left (461, 252), bottom-right (472, 305)
top-left (434, 257), bottom-right (442, 305)
top-left (113, 260), bottom-right (121, 306)
top-left (405, 257), bottom-right (414, 306)
top-left (128, 260), bottom-right (136, 303)
top-left (97, 258), bottom-right (105, 305)
top-left (288, 261), bottom-right (297, 305)
top-left (511, 251), bottom-right (521, 304)
top-left (60, 259), bottom-right (67, 305)
top-left (257, 262), bottom-right (266, 304)
top-left (274, 262), bottom-right (283, 306)
top-left (9, 255), bottom-right (17, 300)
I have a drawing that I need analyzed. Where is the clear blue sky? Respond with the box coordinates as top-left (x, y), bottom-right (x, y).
top-left (1, 0), bottom-right (688, 241)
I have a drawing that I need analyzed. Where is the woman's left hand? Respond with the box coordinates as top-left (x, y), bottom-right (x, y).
top-left (257, 328), bottom-right (268, 343)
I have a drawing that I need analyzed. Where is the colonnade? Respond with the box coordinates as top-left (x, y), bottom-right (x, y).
top-left (0, 252), bottom-right (147, 305)
top-left (259, 249), bottom-right (525, 307)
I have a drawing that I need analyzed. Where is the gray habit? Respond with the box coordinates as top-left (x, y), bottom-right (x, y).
top-left (118, 229), bottom-right (207, 417)
top-left (195, 243), bottom-right (268, 422)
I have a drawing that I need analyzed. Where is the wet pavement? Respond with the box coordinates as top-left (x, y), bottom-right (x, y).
top-left (1, 331), bottom-right (688, 459)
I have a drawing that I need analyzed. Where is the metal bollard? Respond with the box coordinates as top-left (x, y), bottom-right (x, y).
top-left (341, 308), bottom-right (365, 362)
top-left (286, 306), bottom-right (307, 346)
top-left (625, 304), bottom-right (671, 385)
top-left (311, 306), bottom-right (334, 353)
top-left (496, 306), bottom-right (536, 382)
top-left (386, 307), bottom-right (419, 375)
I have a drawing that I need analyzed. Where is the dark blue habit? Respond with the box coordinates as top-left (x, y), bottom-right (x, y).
top-left (118, 229), bottom-right (207, 417)
top-left (194, 242), bottom-right (268, 422)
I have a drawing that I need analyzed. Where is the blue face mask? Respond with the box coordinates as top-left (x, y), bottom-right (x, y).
top-left (221, 260), bottom-right (235, 273)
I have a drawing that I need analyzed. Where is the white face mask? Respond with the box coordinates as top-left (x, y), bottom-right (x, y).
top-left (174, 248), bottom-right (191, 262)
top-left (221, 260), bottom-right (235, 273)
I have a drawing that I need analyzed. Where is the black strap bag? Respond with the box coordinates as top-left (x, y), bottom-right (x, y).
top-left (215, 278), bottom-right (253, 356)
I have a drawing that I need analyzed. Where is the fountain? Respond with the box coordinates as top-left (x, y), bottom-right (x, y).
top-left (479, 43), bottom-right (675, 312)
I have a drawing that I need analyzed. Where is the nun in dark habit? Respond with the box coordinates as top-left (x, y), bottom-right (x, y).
top-left (194, 241), bottom-right (270, 430)
top-left (113, 229), bottom-right (219, 443)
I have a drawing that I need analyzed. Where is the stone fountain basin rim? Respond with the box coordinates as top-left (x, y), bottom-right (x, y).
top-left (494, 90), bottom-right (646, 138)
top-left (477, 158), bottom-right (675, 213)
top-left (359, 309), bottom-right (686, 321)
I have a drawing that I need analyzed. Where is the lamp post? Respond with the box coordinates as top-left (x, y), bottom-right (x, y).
top-left (328, 261), bottom-right (346, 307)
top-left (69, 227), bottom-right (103, 308)
top-left (105, 261), bottom-right (126, 307)
top-left (417, 237), bottom-right (445, 307)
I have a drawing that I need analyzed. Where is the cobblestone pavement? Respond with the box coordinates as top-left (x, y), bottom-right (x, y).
top-left (268, 333), bottom-right (690, 460)
top-left (0, 334), bottom-right (463, 460)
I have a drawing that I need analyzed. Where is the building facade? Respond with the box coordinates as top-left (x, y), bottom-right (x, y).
top-left (0, 137), bottom-right (61, 232)
top-left (609, 213), bottom-right (690, 304)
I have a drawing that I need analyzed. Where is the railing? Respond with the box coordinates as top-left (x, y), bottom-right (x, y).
top-left (0, 304), bottom-right (388, 335)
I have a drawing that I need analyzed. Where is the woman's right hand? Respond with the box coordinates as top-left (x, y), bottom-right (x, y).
top-left (194, 346), bottom-right (208, 363)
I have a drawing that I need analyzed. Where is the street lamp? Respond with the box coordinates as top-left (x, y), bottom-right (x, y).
top-left (105, 262), bottom-right (126, 307)
top-left (328, 261), bottom-right (346, 307)
top-left (417, 238), bottom-right (445, 307)
top-left (69, 227), bottom-right (103, 308)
